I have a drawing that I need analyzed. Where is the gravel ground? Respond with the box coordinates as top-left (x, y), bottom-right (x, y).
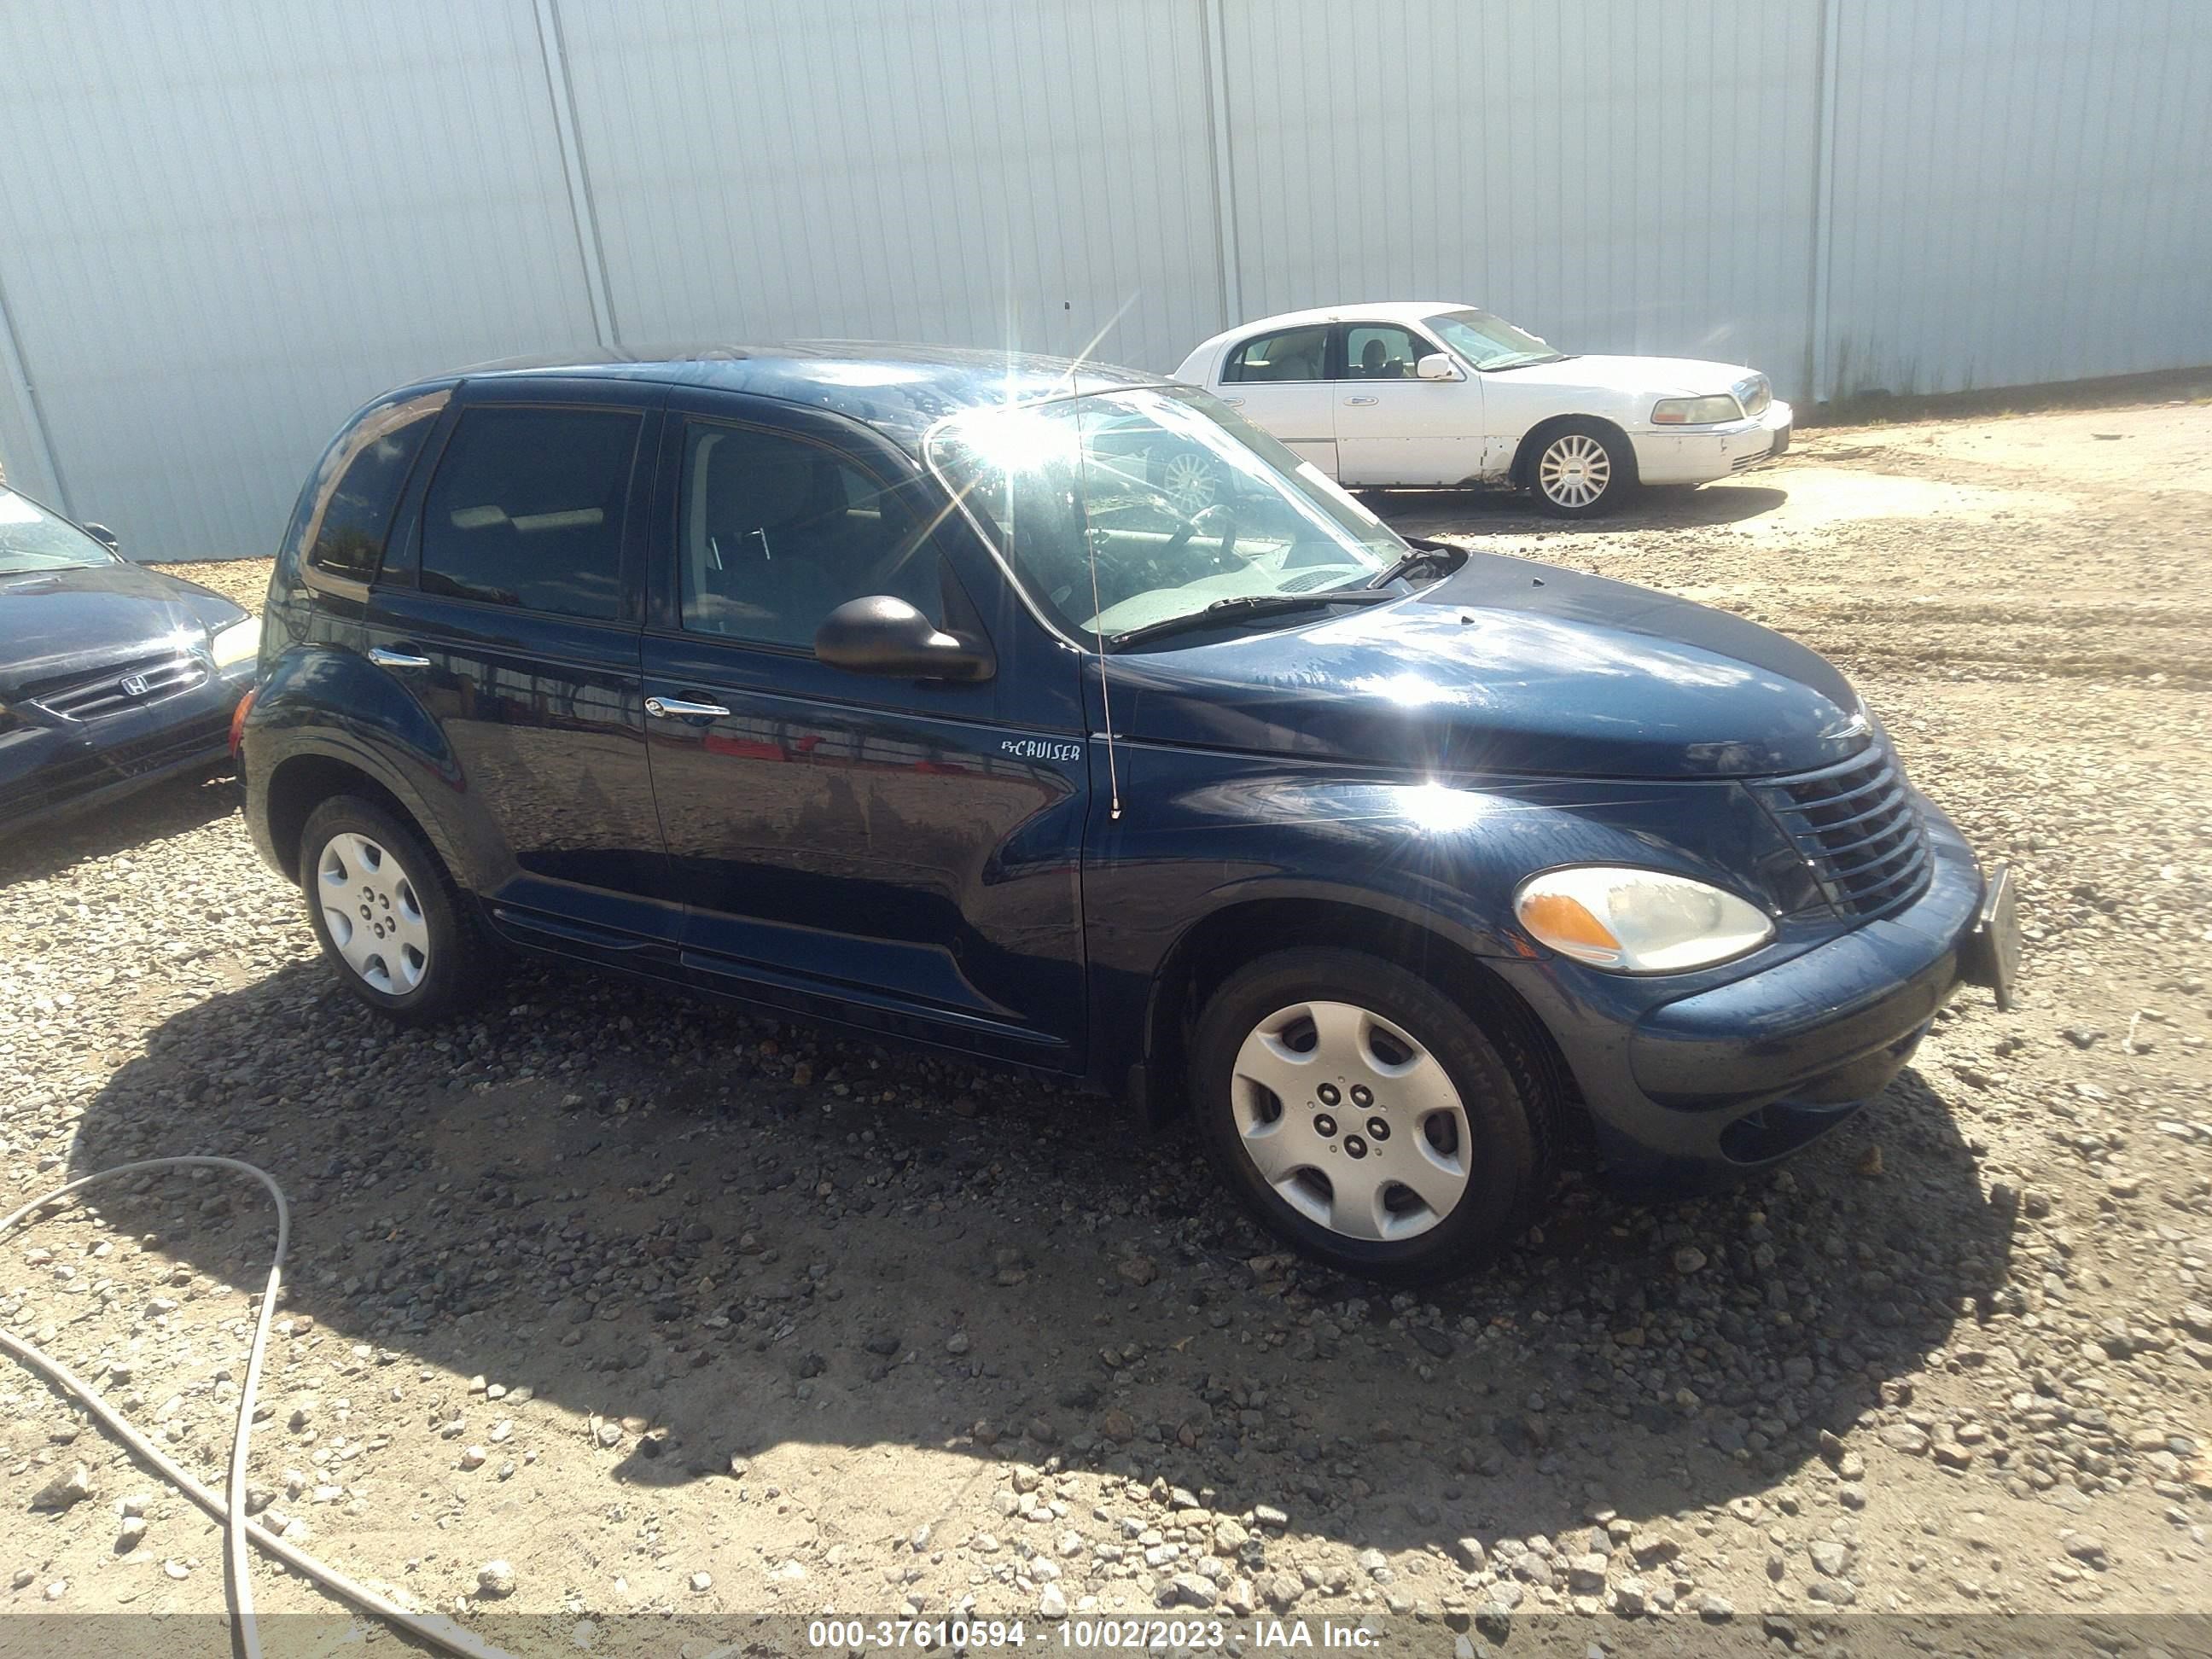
top-left (2, 401), bottom-right (2208, 1655)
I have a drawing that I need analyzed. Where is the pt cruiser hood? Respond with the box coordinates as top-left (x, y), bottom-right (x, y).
top-left (1109, 552), bottom-right (1868, 779)
top-left (0, 561), bottom-right (244, 696)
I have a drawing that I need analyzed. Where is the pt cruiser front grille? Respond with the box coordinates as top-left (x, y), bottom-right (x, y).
top-left (1756, 738), bottom-right (1932, 921)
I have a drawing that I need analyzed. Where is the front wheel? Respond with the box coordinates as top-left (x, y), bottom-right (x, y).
top-left (1190, 949), bottom-right (1551, 1281)
top-left (300, 795), bottom-right (494, 1024)
top-left (1528, 420), bottom-right (1633, 518)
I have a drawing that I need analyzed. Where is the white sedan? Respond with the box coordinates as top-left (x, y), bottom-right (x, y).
top-left (1171, 302), bottom-right (1793, 517)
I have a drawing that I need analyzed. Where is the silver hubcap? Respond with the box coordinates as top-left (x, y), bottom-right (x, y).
top-left (1230, 1000), bottom-right (1472, 1242)
top-left (1161, 451), bottom-right (1220, 513)
top-left (316, 832), bottom-right (430, 994)
top-left (1538, 433), bottom-right (1611, 508)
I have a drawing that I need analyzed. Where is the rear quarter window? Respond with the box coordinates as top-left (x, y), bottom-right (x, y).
top-left (290, 392), bottom-right (450, 587)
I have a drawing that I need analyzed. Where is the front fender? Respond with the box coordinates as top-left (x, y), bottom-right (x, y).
top-left (1082, 745), bottom-right (1805, 1108)
top-left (241, 644), bottom-right (477, 882)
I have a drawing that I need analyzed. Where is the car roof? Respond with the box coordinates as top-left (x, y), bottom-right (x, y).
top-left (426, 341), bottom-right (1165, 453)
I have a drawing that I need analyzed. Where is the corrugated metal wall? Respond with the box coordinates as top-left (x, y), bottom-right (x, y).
top-left (0, 0), bottom-right (2205, 561)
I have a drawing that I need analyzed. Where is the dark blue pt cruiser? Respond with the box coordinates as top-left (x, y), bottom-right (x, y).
top-left (239, 346), bottom-right (2018, 1280)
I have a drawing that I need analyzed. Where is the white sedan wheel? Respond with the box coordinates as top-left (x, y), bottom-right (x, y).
top-left (1536, 431), bottom-right (1613, 510)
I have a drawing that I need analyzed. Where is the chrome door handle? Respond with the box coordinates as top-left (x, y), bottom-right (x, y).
top-left (1343, 395), bottom-right (1379, 406)
top-left (368, 647), bottom-right (431, 668)
top-left (1220, 396), bottom-right (1246, 406)
top-left (645, 696), bottom-right (731, 719)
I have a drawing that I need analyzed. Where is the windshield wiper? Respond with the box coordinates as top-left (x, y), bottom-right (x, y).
top-left (1364, 541), bottom-right (1467, 589)
top-left (1107, 590), bottom-right (1394, 652)
top-left (1481, 352), bottom-right (1572, 373)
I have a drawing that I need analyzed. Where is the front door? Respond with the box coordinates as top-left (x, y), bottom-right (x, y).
top-left (1329, 321), bottom-right (1487, 486)
top-left (364, 381), bottom-right (676, 944)
top-left (1210, 322), bottom-right (1339, 479)
top-left (639, 393), bottom-right (1089, 1066)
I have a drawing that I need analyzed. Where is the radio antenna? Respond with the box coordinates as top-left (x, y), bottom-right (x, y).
top-left (1083, 504), bottom-right (1122, 821)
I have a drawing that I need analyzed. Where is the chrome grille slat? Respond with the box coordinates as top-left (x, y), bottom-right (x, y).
top-left (28, 651), bottom-right (207, 720)
top-left (1755, 735), bottom-right (1934, 921)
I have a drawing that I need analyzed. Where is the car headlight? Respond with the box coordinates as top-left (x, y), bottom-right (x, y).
top-left (1650, 394), bottom-right (1744, 426)
top-left (210, 615), bottom-right (260, 668)
top-left (1514, 866), bottom-right (1773, 973)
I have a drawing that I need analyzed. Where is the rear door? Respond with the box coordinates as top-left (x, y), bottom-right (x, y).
top-left (1329, 320), bottom-right (1487, 486)
top-left (639, 391), bottom-right (1088, 1066)
top-left (1208, 323), bottom-right (1339, 478)
top-left (364, 377), bottom-right (677, 947)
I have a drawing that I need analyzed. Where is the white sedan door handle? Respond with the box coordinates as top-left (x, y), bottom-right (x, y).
top-left (645, 696), bottom-right (731, 719)
top-left (1219, 396), bottom-right (1246, 407)
top-left (1343, 395), bottom-right (1379, 407)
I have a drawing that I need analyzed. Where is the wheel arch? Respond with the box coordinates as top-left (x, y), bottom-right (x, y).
top-left (1509, 412), bottom-right (1641, 492)
top-left (1136, 896), bottom-right (1588, 1159)
top-left (262, 753), bottom-right (422, 883)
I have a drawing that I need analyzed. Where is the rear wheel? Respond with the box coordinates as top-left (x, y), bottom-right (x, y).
top-left (1190, 949), bottom-right (1551, 1281)
top-left (1528, 419), bottom-right (1632, 517)
top-left (300, 795), bottom-right (493, 1024)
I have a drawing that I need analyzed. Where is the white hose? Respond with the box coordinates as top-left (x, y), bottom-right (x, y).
top-left (1, 1157), bottom-right (511, 1659)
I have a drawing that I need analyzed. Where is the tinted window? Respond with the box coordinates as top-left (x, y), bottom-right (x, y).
top-left (1341, 324), bottom-right (1429, 381)
top-left (308, 410), bottom-right (438, 580)
top-left (420, 407), bottom-right (640, 620)
top-left (1223, 325), bottom-right (1330, 383)
top-left (678, 422), bottom-right (936, 649)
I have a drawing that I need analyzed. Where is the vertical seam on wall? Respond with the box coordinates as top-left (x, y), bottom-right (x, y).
top-left (0, 266), bottom-right (68, 511)
top-left (533, 0), bottom-right (620, 349)
top-left (1200, 0), bottom-right (1242, 329)
top-left (1808, 0), bottom-right (1843, 405)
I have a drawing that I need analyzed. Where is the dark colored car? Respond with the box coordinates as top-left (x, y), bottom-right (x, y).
top-left (1, 485), bottom-right (259, 835)
top-left (238, 345), bottom-right (2017, 1280)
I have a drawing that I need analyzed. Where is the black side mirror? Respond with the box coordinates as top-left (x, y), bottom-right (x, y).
top-left (82, 522), bottom-right (123, 556)
top-left (814, 596), bottom-right (994, 682)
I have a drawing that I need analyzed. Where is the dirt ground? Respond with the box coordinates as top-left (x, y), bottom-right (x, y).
top-left (2, 399), bottom-right (2209, 1656)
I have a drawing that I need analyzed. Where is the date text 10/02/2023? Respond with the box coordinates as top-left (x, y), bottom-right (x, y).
top-left (805, 1618), bottom-right (1382, 1650)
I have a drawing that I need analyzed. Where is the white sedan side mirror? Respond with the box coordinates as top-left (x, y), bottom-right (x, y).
top-left (1415, 353), bottom-right (1463, 381)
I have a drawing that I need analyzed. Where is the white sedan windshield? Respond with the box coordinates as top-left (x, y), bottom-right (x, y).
top-left (1426, 308), bottom-right (1565, 371)
top-left (926, 387), bottom-right (1405, 641)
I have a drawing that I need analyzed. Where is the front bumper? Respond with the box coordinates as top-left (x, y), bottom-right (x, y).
top-left (0, 660), bottom-right (253, 835)
top-left (1502, 800), bottom-right (1992, 1191)
top-left (1631, 398), bottom-right (1794, 486)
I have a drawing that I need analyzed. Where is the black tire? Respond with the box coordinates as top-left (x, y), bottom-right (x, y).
top-left (1189, 948), bottom-right (1552, 1282)
top-left (298, 794), bottom-right (495, 1025)
top-left (1525, 418), bottom-right (1633, 519)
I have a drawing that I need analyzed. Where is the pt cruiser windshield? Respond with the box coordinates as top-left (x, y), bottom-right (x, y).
top-left (927, 387), bottom-right (1407, 646)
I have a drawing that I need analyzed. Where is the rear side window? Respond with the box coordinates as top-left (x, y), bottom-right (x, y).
top-left (307, 406), bottom-right (440, 581)
top-left (419, 407), bottom-right (641, 620)
top-left (1223, 325), bottom-right (1329, 383)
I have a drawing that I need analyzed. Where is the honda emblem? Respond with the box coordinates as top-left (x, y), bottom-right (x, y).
top-left (119, 673), bottom-right (149, 697)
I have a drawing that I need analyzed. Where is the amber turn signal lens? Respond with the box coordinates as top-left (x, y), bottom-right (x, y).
top-left (229, 684), bottom-right (259, 760)
top-left (1517, 890), bottom-right (1621, 955)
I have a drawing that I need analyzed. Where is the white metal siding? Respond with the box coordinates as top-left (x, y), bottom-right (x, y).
top-left (0, 0), bottom-right (2205, 560)
top-left (1819, 0), bottom-right (2212, 398)
top-left (0, 0), bottom-right (601, 556)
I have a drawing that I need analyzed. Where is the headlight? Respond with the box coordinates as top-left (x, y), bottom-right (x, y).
top-left (1514, 866), bottom-right (1773, 973)
top-left (210, 616), bottom-right (260, 668)
top-left (1650, 394), bottom-right (1744, 426)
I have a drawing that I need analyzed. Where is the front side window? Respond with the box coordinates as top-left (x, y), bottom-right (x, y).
top-left (1341, 324), bottom-right (1431, 381)
top-left (678, 422), bottom-right (937, 649)
top-left (1222, 325), bottom-right (1330, 384)
top-left (419, 407), bottom-right (640, 620)
top-left (0, 487), bottom-right (117, 574)
top-left (308, 409), bottom-right (439, 581)
top-left (928, 387), bottom-right (1405, 642)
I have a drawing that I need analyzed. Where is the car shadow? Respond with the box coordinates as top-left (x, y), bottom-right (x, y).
top-left (1377, 481), bottom-right (1790, 540)
top-left (63, 955), bottom-right (2012, 1562)
top-left (0, 771), bottom-right (240, 889)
